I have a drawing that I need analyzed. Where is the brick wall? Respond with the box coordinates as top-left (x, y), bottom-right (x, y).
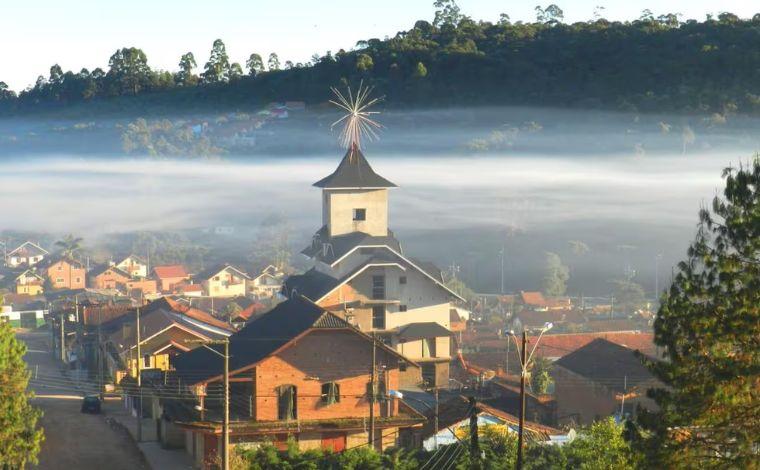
top-left (251, 329), bottom-right (400, 422)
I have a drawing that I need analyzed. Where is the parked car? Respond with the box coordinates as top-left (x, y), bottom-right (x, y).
top-left (80, 395), bottom-right (101, 414)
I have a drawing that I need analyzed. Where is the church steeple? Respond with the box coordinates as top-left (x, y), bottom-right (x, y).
top-left (313, 143), bottom-right (396, 189)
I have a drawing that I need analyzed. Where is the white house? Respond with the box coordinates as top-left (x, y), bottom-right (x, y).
top-left (6, 241), bottom-right (49, 268)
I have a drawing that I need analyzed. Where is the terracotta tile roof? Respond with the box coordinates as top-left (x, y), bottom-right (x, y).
top-left (151, 297), bottom-right (233, 331)
top-left (153, 265), bottom-right (188, 279)
top-left (176, 283), bottom-right (203, 293)
top-left (520, 291), bottom-right (547, 306)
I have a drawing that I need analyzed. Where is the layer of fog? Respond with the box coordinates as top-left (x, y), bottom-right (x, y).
top-left (0, 150), bottom-right (741, 295)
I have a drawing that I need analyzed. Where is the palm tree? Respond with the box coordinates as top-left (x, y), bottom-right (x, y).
top-left (55, 234), bottom-right (83, 260)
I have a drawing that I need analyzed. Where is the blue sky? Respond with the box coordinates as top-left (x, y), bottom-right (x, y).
top-left (1, 0), bottom-right (757, 91)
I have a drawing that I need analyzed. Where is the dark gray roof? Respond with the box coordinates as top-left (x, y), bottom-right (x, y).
top-left (301, 225), bottom-right (403, 264)
top-left (171, 296), bottom-right (353, 384)
top-left (397, 322), bottom-right (452, 342)
top-left (282, 268), bottom-right (340, 300)
top-left (194, 264), bottom-right (250, 281)
top-left (313, 145), bottom-right (396, 189)
top-left (555, 338), bottom-right (654, 393)
top-left (409, 258), bottom-right (445, 284)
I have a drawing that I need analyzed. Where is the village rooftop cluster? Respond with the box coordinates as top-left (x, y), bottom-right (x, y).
top-left (1, 144), bottom-right (660, 468)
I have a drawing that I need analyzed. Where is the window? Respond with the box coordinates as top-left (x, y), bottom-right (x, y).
top-left (56, 278), bottom-right (64, 283)
top-left (372, 275), bottom-right (385, 300)
top-left (399, 276), bottom-right (407, 285)
top-left (75, 277), bottom-right (81, 283)
top-left (277, 385), bottom-right (297, 420)
top-left (372, 306), bottom-right (385, 330)
top-left (143, 354), bottom-right (151, 368)
top-left (57, 265), bottom-right (63, 271)
top-left (353, 208), bottom-right (366, 221)
top-left (321, 382), bottom-right (340, 405)
top-left (399, 361), bottom-right (408, 372)
top-left (398, 305), bottom-right (407, 312)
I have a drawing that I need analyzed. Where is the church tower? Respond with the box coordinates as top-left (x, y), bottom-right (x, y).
top-left (313, 143), bottom-right (396, 238)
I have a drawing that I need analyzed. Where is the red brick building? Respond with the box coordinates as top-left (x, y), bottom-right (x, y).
top-left (169, 296), bottom-right (424, 468)
top-left (90, 265), bottom-right (131, 290)
top-left (45, 257), bottom-right (86, 290)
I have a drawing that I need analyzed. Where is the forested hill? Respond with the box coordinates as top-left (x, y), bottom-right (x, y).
top-left (2, 5), bottom-right (760, 117)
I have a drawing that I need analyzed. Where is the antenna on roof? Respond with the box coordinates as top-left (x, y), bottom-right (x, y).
top-left (329, 81), bottom-right (383, 155)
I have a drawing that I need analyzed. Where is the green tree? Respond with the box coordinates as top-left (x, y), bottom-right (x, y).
top-left (229, 62), bottom-right (244, 81)
top-left (267, 53), bottom-right (280, 71)
top-left (0, 312), bottom-right (44, 467)
top-left (245, 53), bottom-right (264, 76)
top-left (530, 357), bottom-right (553, 394)
top-left (0, 81), bottom-right (16, 100)
top-left (176, 52), bottom-right (198, 86)
top-left (413, 62), bottom-right (428, 78)
top-left (565, 418), bottom-right (640, 469)
top-left (106, 47), bottom-right (151, 95)
top-left (611, 279), bottom-right (646, 315)
top-left (55, 234), bottom-right (83, 259)
top-left (542, 251), bottom-right (569, 296)
top-left (202, 39), bottom-right (230, 84)
top-left (632, 158), bottom-right (760, 468)
top-left (355, 53), bottom-right (374, 72)
top-left (433, 0), bottom-right (463, 27)
top-left (536, 4), bottom-right (564, 24)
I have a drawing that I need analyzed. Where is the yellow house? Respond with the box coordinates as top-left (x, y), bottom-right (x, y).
top-left (105, 306), bottom-right (233, 384)
top-left (197, 264), bottom-right (251, 298)
top-left (15, 269), bottom-right (45, 295)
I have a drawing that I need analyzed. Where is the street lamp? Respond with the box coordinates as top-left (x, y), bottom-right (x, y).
top-left (509, 322), bottom-right (553, 470)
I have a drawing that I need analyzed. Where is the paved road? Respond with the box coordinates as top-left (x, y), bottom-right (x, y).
top-left (19, 330), bottom-right (148, 470)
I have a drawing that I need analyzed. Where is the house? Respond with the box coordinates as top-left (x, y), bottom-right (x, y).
top-left (519, 291), bottom-right (573, 312)
top-left (0, 304), bottom-right (47, 329)
top-left (195, 264), bottom-right (250, 298)
top-left (105, 306), bottom-right (233, 383)
top-left (552, 338), bottom-right (660, 426)
top-left (6, 241), bottom-right (49, 268)
top-left (90, 265), bottom-right (132, 290)
top-left (283, 144), bottom-right (464, 388)
top-left (124, 278), bottom-right (159, 298)
top-left (400, 393), bottom-right (569, 450)
top-left (115, 255), bottom-right (148, 278)
top-left (169, 296), bottom-right (424, 467)
top-left (45, 257), bottom-right (86, 290)
top-left (248, 265), bottom-right (284, 298)
top-left (14, 269), bottom-right (45, 295)
top-left (153, 265), bottom-right (190, 293)
top-left (173, 282), bottom-right (203, 297)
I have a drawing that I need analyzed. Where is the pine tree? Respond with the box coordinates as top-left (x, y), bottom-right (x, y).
top-left (0, 312), bottom-right (44, 467)
top-left (633, 157), bottom-right (760, 468)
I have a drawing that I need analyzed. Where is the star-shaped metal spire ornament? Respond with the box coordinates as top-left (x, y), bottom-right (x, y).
top-left (330, 82), bottom-right (383, 155)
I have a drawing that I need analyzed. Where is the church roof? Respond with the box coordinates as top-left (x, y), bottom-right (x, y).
top-left (313, 145), bottom-right (397, 189)
top-left (301, 226), bottom-right (403, 264)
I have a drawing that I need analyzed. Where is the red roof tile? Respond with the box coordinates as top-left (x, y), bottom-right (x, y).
top-left (520, 291), bottom-right (547, 306)
top-left (153, 265), bottom-right (188, 279)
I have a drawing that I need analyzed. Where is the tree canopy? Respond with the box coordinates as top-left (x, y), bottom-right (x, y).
top-left (5, 4), bottom-right (760, 115)
top-left (631, 157), bottom-right (760, 468)
top-left (0, 312), bottom-right (44, 467)
top-left (542, 251), bottom-right (569, 296)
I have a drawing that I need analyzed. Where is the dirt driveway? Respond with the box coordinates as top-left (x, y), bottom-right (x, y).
top-left (19, 330), bottom-right (149, 470)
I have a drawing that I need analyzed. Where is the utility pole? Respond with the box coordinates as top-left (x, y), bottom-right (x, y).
top-left (620, 375), bottom-right (627, 416)
top-left (654, 253), bottom-right (662, 300)
top-left (136, 307), bottom-right (142, 442)
top-left (506, 334), bottom-right (510, 376)
top-left (500, 247), bottom-right (505, 294)
top-left (188, 338), bottom-right (230, 470)
top-left (468, 396), bottom-right (479, 468)
top-left (516, 331), bottom-right (527, 470)
top-left (59, 310), bottom-right (66, 362)
top-left (223, 339), bottom-right (230, 470)
top-left (368, 332), bottom-right (376, 449)
top-left (97, 307), bottom-right (103, 400)
top-left (433, 387), bottom-right (439, 450)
